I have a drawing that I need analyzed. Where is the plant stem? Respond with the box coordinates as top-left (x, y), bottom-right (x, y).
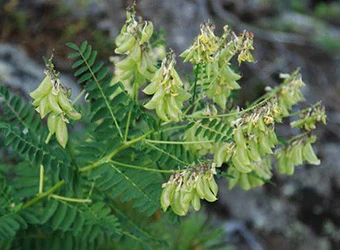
top-left (144, 141), bottom-right (190, 166)
top-left (22, 180), bottom-right (65, 209)
top-left (282, 101), bottom-right (322, 118)
top-left (191, 63), bottom-right (200, 105)
top-left (159, 124), bottom-right (187, 133)
top-left (50, 194), bottom-right (92, 203)
top-left (79, 48), bottom-right (123, 138)
top-left (287, 131), bottom-right (310, 143)
top-left (124, 110), bottom-right (132, 142)
top-left (79, 131), bottom-right (153, 173)
top-left (144, 139), bottom-right (214, 145)
top-left (45, 133), bottom-right (52, 144)
top-left (39, 165), bottom-right (44, 194)
top-left (72, 89), bottom-right (86, 105)
top-left (186, 90), bottom-right (276, 119)
top-left (110, 160), bottom-right (177, 174)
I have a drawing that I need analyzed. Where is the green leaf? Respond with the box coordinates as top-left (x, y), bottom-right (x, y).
top-left (80, 40), bottom-right (88, 53)
top-left (68, 52), bottom-right (80, 59)
top-left (52, 203), bottom-right (68, 230)
top-left (96, 67), bottom-right (109, 81)
top-left (77, 72), bottom-right (92, 84)
top-left (74, 66), bottom-right (88, 77)
top-left (92, 62), bottom-right (104, 74)
top-left (83, 45), bottom-right (92, 60)
top-left (66, 42), bottom-right (79, 50)
top-left (40, 200), bottom-right (59, 224)
top-left (72, 59), bottom-right (84, 69)
top-left (87, 51), bottom-right (97, 67)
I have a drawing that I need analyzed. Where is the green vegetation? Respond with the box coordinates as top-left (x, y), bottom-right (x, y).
top-left (0, 5), bottom-right (326, 249)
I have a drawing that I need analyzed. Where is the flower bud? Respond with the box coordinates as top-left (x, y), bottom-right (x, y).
top-left (140, 21), bottom-right (153, 44)
top-left (56, 117), bottom-right (68, 148)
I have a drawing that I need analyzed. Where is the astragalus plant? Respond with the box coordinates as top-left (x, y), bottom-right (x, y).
top-left (0, 5), bottom-right (326, 250)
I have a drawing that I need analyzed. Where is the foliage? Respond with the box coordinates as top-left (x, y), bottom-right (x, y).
top-left (0, 5), bottom-right (326, 249)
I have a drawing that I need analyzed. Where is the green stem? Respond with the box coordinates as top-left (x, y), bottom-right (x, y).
top-left (50, 194), bottom-right (92, 203)
top-left (287, 131), bottom-right (310, 143)
top-left (159, 124), bottom-right (187, 133)
top-left (79, 131), bottom-right (153, 173)
top-left (72, 89), bottom-right (86, 105)
top-left (144, 141), bottom-right (190, 166)
top-left (110, 160), bottom-right (176, 174)
top-left (79, 49), bottom-right (123, 138)
top-left (184, 98), bottom-right (201, 115)
top-left (282, 101), bottom-right (322, 118)
top-left (124, 110), bottom-right (133, 142)
top-left (39, 165), bottom-right (44, 194)
top-left (45, 132), bottom-right (52, 144)
top-left (186, 90), bottom-right (276, 119)
top-left (191, 64), bottom-right (200, 105)
top-left (144, 139), bottom-right (214, 145)
top-left (22, 180), bottom-right (65, 209)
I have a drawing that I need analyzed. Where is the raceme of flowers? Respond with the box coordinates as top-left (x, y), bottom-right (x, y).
top-left (28, 8), bottom-right (326, 217)
top-left (160, 163), bottom-right (218, 216)
top-left (143, 51), bottom-right (191, 122)
top-left (30, 65), bottom-right (81, 148)
top-left (113, 8), bottom-right (157, 95)
top-left (180, 23), bottom-right (255, 109)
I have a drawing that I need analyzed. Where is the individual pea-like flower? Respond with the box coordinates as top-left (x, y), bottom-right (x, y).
top-left (143, 50), bottom-right (191, 122)
top-left (160, 162), bottom-right (218, 216)
top-left (30, 66), bottom-right (81, 148)
top-left (113, 7), bottom-right (157, 95)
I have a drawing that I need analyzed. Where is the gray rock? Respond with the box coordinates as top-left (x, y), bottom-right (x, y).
top-left (0, 43), bottom-right (81, 99)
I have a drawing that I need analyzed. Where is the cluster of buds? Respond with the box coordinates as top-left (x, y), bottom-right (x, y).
top-left (290, 102), bottom-right (326, 131)
top-left (180, 24), bottom-right (255, 109)
top-left (275, 135), bottom-right (320, 175)
top-left (30, 65), bottom-right (81, 148)
top-left (276, 71), bottom-right (305, 116)
top-left (235, 124), bottom-right (276, 172)
top-left (212, 102), bottom-right (282, 189)
top-left (143, 51), bottom-right (191, 122)
top-left (244, 97), bottom-right (282, 126)
top-left (160, 163), bottom-right (218, 216)
top-left (113, 7), bottom-right (157, 94)
top-left (233, 31), bottom-right (255, 64)
top-left (180, 21), bottom-right (219, 64)
top-left (215, 105), bottom-right (279, 167)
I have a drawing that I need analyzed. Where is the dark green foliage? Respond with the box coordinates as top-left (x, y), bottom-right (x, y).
top-left (0, 86), bottom-right (72, 173)
top-left (88, 163), bottom-right (162, 216)
top-left (146, 133), bottom-right (196, 168)
top-left (0, 40), bottom-right (228, 249)
top-left (189, 117), bottom-right (232, 142)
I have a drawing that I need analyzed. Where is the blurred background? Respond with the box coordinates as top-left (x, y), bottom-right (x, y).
top-left (1, 0), bottom-right (339, 249)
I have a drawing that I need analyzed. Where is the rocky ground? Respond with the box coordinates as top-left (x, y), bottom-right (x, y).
top-left (1, 1), bottom-right (340, 249)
